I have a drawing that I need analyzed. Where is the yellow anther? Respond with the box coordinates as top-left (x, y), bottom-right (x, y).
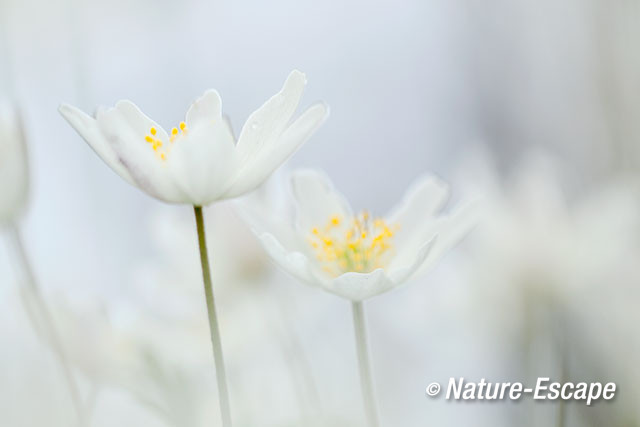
top-left (145, 121), bottom-right (188, 160)
top-left (308, 212), bottom-right (396, 276)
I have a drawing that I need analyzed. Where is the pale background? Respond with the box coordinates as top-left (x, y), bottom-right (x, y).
top-left (1, 0), bottom-right (639, 426)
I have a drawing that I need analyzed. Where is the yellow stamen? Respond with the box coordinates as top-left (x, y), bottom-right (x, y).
top-left (146, 119), bottom-right (188, 158)
top-left (308, 212), bottom-right (397, 276)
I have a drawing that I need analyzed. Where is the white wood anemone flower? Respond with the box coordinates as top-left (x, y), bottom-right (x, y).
top-left (59, 70), bottom-right (327, 427)
top-left (58, 70), bottom-right (328, 205)
top-left (246, 169), bottom-right (478, 302)
top-left (0, 101), bottom-right (28, 224)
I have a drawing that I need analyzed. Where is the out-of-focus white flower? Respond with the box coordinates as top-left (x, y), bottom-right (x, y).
top-left (45, 205), bottom-right (335, 427)
top-left (59, 70), bottom-right (328, 205)
top-left (0, 101), bottom-right (28, 224)
top-left (459, 151), bottom-right (640, 425)
top-left (0, 288), bottom-right (168, 427)
top-left (245, 169), bottom-right (477, 301)
top-left (462, 152), bottom-right (640, 321)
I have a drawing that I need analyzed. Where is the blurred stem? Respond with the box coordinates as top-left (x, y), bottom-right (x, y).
top-left (7, 224), bottom-right (85, 426)
top-left (352, 301), bottom-right (380, 427)
top-left (193, 206), bottom-right (232, 427)
top-left (272, 290), bottom-right (324, 424)
top-left (554, 307), bottom-right (568, 427)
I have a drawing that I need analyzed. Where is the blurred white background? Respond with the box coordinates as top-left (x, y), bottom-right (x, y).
top-left (1, 0), bottom-right (640, 426)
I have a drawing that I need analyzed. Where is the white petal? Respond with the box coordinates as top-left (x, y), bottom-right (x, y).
top-left (95, 101), bottom-right (187, 203)
top-left (59, 104), bottom-right (135, 185)
top-left (388, 237), bottom-right (437, 283)
top-left (235, 194), bottom-right (302, 252)
top-left (327, 269), bottom-right (396, 301)
top-left (185, 90), bottom-right (222, 129)
top-left (387, 174), bottom-right (449, 230)
top-left (413, 199), bottom-right (481, 278)
top-left (290, 169), bottom-right (353, 232)
top-left (235, 70), bottom-right (307, 165)
top-left (258, 232), bottom-right (317, 285)
top-left (166, 92), bottom-right (239, 205)
top-left (385, 175), bottom-right (449, 270)
top-left (223, 102), bottom-right (328, 198)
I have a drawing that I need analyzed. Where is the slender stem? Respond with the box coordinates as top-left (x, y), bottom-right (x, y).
top-left (554, 307), bottom-right (568, 427)
top-left (351, 301), bottom-right (380, 427)
top-left (7, 224), bottom-right (85, 425)
top-left (273, 292), bottom-right (324, 424)
top-left (193, 206), bottom-right (232, 427)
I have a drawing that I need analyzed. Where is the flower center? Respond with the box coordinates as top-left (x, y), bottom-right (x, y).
top-left (144, 122), bottom-right (188, 161)
top-left (308, 212), bottom-right (397, 276)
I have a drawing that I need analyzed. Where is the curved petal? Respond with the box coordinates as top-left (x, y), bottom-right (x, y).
top-left (290, 169), bottom-right (353, 233)
top-left (222, 102), bottom-right (328, 198)
top-left (95, 101), bottom-right (187, 203)
top-left (235, 70), bottom-right (307, 165)
top-left (385, 175), bottom-right (449, 270)
top-left (167, 95), bottom-right (239, 204)
top-left (185, 90), bottom-right (222, 129)
top-left (235, 194), bottom-right (302, 252)
top-left (387, 236), bottom-right (437, 283)
top-left (412, 199), bottom-right (481, 278)
top-left (327, 269), bottom-right (396, 301)
top-left (258, 232), bottom-right (318, 285)
top-left (59, 104), bottom-right (135, 185)
top-left (387, 175), bottom-right (449, 242)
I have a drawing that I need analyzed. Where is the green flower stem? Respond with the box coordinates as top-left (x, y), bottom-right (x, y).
top-left (8, 224), bottom-right (85, 426)
top-left (193, 206), bottom-right (232, 427)
top-left (352, 301), bottom-right (381, 427)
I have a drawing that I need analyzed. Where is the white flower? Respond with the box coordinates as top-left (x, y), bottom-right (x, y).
top-left (59, 70), bottom-right (328, 205)
top-left (0, 101), bottom-right (28, 224)
top-left (458, 151), bottom-right (640, 421)
top-left (462, 152), bottom-right (640, 309)
top-left (245, 169), bottom-right (477, 301)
